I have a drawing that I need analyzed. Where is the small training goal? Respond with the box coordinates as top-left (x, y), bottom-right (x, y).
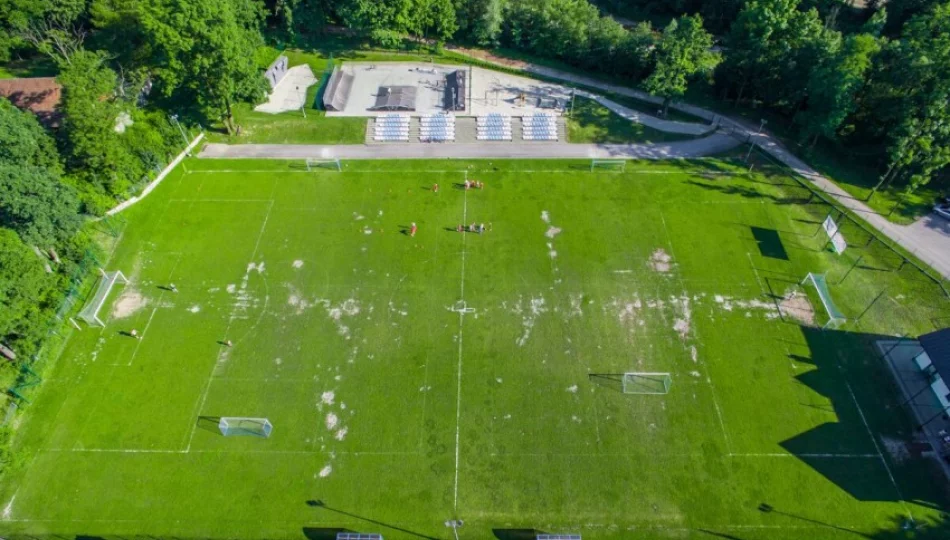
top-left (306, 158), bottom-right (342, 172)
top-left (590, 159), bottom-right (626, 172)
top-left (801, 272), bottom-right (846, 329)
top-left (219, 417), bottom-right (273, 438)
top-left (622, 372), bottom-right (672, 394)
top-left (77, 269), bottom-right (129, 327)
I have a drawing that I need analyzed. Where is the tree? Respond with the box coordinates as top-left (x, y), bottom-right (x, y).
top-left (0, 98), bottom-right (61, 172)
top-left (798, 33), bottom-right (880, 145)
top-left (138, 0), bottom-right (268, 134)
top-left (0, 165), bottom-right (81, 247)
top-left (870, 2), bottom-right (950, 196)
top-left (719, 0), bottom-right (825, 109)
top-left (644, 15), bottom-right (721, 117)
top-left (57, 49), bottom-right (140, 199)
top-left (0, 228), bottom-right (58, 357)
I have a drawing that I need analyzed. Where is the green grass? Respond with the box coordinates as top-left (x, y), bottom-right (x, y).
top-left (567, 96), bottom-right (695, 144)
top-left (203, 48), bottom-right (366, 145)
top-left (3, 157), bottom-right (949, 539)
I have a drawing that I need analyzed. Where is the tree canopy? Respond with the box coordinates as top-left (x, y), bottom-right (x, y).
top-left (644, 15), bottom-right (720, 116)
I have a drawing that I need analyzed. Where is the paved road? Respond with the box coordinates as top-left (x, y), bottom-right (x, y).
top-left (200, 132), bottom-right (741, 160)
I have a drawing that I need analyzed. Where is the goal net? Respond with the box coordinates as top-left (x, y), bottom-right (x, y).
top-left (77, 269), bottom-right (129, 327)
top-left (219, 417), bottom-right (273, 438)
top-left (801, 272), bottom-right (846, 329)
top-left (306, 158), bottom-right (342, 171)
top-left (622, 372), bottom-right (672, 394)
top-left (590, 159), bottom-right (626, 172)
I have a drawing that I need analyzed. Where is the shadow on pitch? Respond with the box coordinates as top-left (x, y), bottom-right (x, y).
top-left (303, 528), bottom-right (351, 540)
top-left (588, 373), bottom-right (624, 392)
top-left (196, 416), bottom-right (222, 434)
top-left (696, 529), bottom-right (746, 540)
top-left (305, 500), bottom-right (439, 540)
top-left (493, 529), bottom-right (544, 540)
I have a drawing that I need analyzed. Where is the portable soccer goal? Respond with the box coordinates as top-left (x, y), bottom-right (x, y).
top-left (77, 269), bottom-right (129, 327)
top-left (306, 158), bottom-right (342, 171)
top-left (590, 159), bottom-right (626, 172)
top-left (218, 417), bottom-right (273, 438)
top-left (622, 372), bottom-right (672, 394)
top-left (801, 272), bottom-right (847, 329)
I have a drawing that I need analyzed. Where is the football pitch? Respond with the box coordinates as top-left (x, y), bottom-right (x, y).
top-left (3, 157), bottom-right (949, 539)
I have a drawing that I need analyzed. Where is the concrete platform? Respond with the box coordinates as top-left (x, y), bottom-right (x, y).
top-left (254, 65), bottom-right (317, 114)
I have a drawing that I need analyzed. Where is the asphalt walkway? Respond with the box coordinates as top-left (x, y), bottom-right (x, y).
top-left (200, 131), bottom-right (740, 160)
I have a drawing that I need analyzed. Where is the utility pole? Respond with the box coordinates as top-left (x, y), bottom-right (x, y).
top-left (170, 114), bottom-right (192, 156)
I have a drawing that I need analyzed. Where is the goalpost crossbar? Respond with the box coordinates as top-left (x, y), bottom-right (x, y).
top-left (218, 417), bottom-right (273, 438)
top-left (622, 372), bottom-right (672, 394)
top-left (801, 272), bottom-right (846, 329)
top-left (77, 270), bottom-right (129, 327)
top-left (590, 159), bottom-right (627, 172)
top-left (306, 158), bottom-right (342, 172)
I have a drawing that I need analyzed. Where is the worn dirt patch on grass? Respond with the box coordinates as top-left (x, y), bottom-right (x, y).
top-left (112, 289), bottom-right (148, 319)
top-left (779, 290), bottom-right (815, 326)
top-left (649, 249), bottom-right (673, 273)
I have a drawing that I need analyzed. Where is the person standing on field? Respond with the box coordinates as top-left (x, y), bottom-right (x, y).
top-left (410, 223), bottom-right (417, 237)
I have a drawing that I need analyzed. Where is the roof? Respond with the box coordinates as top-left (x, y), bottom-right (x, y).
top-left (322, 68), bottom-right (353, 112)
top-left (920, 328), bottom-right (950, 382)
top-left (0, 77), bottom-right (62, 126)
top-left (370, 85), bottom-right (416, 111)
top-left (445, 70), bottom-right (465, 111)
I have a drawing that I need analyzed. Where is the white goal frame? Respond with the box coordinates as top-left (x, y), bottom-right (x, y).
top-left (306, 158), bottom-right (342, 171)
top-left (622, 372), bottom-right (672, 394)
top-left (590, 159), bottom-right (627, 172)
top-left (77, 269), bottom-right (129, 327)
top-left (219, 417), bottom-right (273, 438)
top-left (801, 272), bottom-right (847, 329)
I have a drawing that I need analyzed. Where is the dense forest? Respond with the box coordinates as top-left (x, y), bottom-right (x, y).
top-left (0, 0), bottom-right (948, 411)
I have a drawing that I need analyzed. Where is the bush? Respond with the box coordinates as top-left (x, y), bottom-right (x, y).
top-left (370, 29), bottom-right (405, 49)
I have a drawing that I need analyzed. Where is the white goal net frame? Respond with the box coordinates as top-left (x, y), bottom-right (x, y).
top-left (77, 269), bottom-right (129, 327)
top-left (306, 158), bottom-right (342, 171)
top-left (622, 372), bottom-right (672, 394)
top-left (218, 417), bottom-right (273, 438)
top-left (590, 159), bottom-right (627, 172)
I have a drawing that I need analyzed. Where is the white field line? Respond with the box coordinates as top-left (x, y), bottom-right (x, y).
top-left (453, 173), bottom-right (468, 513)
top-left (0, 518), bottom-right (862, 531)
top-left (659, 212), bottom-right (732, 453)
top-left (121, 307), bottom-right (158, 367)
top-left (184, 199), bottom-right (275, 452)
top-left (183, 168), bottom-right (736, 176)
top-left (43, 447), bottom-right (418, 456)
top-left (844, 377), bottom-right (913, 522)
top-left (746, 252), bottom-right (766, 296)
top-left (168, 198), bottom-right (273, 203)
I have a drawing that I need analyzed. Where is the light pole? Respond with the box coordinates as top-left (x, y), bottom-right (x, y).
top-left (170, 114), bottom-right (190, 147)
top-left (758, 118), bottom-right (768, 134)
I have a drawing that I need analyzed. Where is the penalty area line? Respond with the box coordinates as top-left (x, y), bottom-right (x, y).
top-left (452, 173), bottom-right (468, 514)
